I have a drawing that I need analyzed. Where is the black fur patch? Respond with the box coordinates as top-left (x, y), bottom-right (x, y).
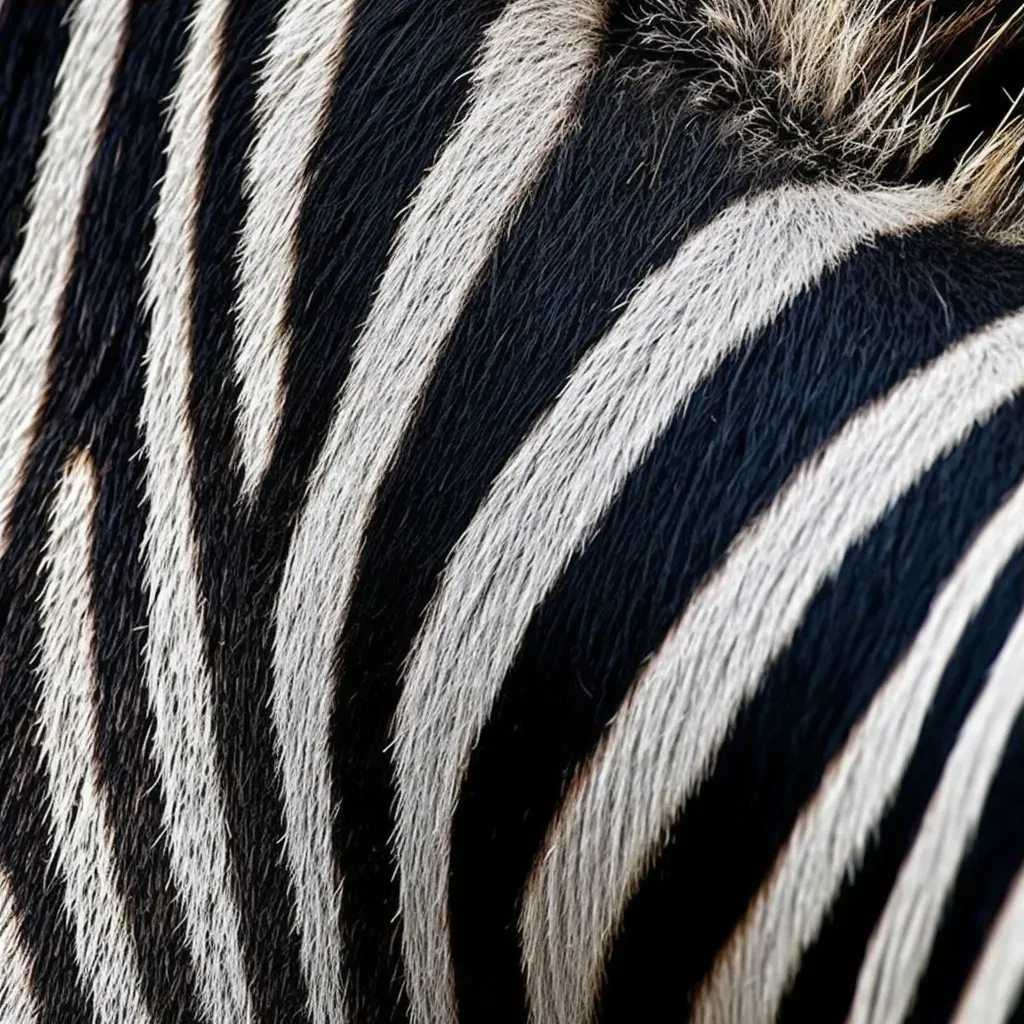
top-left (0, 2), bottom-right (69, 328)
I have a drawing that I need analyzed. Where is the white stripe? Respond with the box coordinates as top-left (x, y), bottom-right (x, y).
top-left (272, 3), bottom-right (603, 1021)
top-left (849, 582), bottom-right (1024, 1022)
top-left (954, 809), bottom-right (1024, 1024)
top-left (520, 312), bottom-right (1024, 1024)
top-left (233, 0), bottom-right (356, 497)
top-left (392, 183), bottom-right (945, 1024)
top-left (0, 0), bottom-right (129, 556)
top-left (692, 475), bottom-right (1024, 1024)
top-left (0, 864), bottom-right (39, 1024)
top-left (38, 450), bottom-right (152, 1024)
top-left (140, 2), bottom-right (255, 1021)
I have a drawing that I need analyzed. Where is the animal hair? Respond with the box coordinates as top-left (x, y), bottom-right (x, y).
top-left (622, 0), bottom-right (1024, 235)
top-left (1, 2), bottom-right (1024, 1022)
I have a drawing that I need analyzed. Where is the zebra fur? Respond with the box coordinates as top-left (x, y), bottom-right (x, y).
top-left (0, 1), bottom-right (1023, 1022)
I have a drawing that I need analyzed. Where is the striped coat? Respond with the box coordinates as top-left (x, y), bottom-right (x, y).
top-left (1, 0), bottom-right (1023, 1022)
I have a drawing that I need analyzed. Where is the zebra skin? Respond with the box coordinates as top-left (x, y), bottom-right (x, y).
top-left (1, 0), bottom-right (1023, 1021)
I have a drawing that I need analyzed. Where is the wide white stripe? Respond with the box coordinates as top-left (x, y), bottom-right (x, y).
top-left (140, 2), bottom-right (254, 1021)
top-left (693, 475), bottom-right (1024, 1024)
top-left (0, 864), bottom-right (39, 1024)
top-left (0, 0), bottom-right (129, 556)
top-left (392, 182), bottom-right (943, 1024)
top-left (954, 814), bottom-right (1024, 1024)
top-left (849, 589), bottom-right (1024, 1022)
top-left (272, 3), bottom-right (603, 1021)
top-left (521, 313), bottom-right (1024, 1024)
top-left (38, 450), bottom-right (151, 1024)
top-left (233, 0), bottom-right (356, 497)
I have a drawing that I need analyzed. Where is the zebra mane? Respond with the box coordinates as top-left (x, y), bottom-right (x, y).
top-left (625, 0), bottom-right (1024, 237)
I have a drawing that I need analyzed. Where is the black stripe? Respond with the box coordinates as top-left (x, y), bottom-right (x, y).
top-left (254, 0), bottom-right (503, 530)
top-left (777, 546), bottom-right (1024, 1024)
top-left (78, 5), bottom-right (201, 1016)
top-left (0, 1), bottom-right (70, 327)
top-left (231, 2), bottom-right (503, 1019)
top-left (0, 579), bottom-right (92, 1024)
top-left (440, 225), bottom-right (1024, 1021)
top-left (0, 0), bottom-right (87, 977)
top-left (336, 43), bottom-right (784, 1024)
top-left (0, 3), bottom-right (202, 1022)
top-left (182, 1), bottom-right (311, 1021)
top-left (1010, 960), bottom-right (1024, 1023)
top-left (906, 549), bottom-right (1024, 1024)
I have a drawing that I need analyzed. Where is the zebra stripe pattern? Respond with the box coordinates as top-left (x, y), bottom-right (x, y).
top-left (38, 449), bottom-right (152, 1024)
top-left (1, 1), bottom-right (1023, 1023)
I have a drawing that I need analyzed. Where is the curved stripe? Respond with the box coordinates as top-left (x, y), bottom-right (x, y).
top-left (0, 864), bottom-right (39, 1024)
top-left (272, 3), bottom-right (604, 1021)
top-left (392, 182), bottom-right (944, 1024)
top-left (0, 0), bottom-right (129, 555)
top-left (38, 451), bottom-right (151, 1024)
top-left (520, 311), bottom-right (1024, 1024)
top-left (954, 829), bottom-right (1024, 1024)
top-left (849, 581), bottom-right (1024, 1022)
top-left (233, 0), bottom-right (356, 497)
top-left (692, 473), bottom-right (1024, 1024)
top-left (140, 2), bottom-right (255, 1021)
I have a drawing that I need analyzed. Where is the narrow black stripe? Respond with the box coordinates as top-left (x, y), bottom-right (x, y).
top-left (183, 2), bottom-right (310, 1021)
top-left (441, 226), bottom-right (1024, 1020)
top-left (337, 46), bottom-right (783, 1024)
top-left (777, 547), bottom-right (1024, 1024)
top-left (79, 5), bottom-right (201, 1017)
top-left (0, 2), bottom-right (69, 326)
top-left (0, 619), bottom-right (92, 1024)
top-left (1011, 973), bottom-right (1024, 1023)
top-left (234, 2), bottom-right (503, 1019)
top-left (254, 0), bottom-right (503, 532)
top-left (906, 549), bottom-right (1024, 1023)
top-left (0, 3), bottom-right (202, 1022)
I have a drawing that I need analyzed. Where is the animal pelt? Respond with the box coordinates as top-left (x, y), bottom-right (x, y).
top-left (616, 0), bottom-right (1024, 235)
top-left (1, 2), bottom-right (1023, 1023)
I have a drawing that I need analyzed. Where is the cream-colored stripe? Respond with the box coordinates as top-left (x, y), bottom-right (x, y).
top-left (0, 863), bottom-right (39, 1024)
top-left (0, 0), bottom-right (130, 555)
top-left (272, 4), bottom-right (604, 1022)
top-left (849, 595), bottom-right (1024, 1023)
top-left (140, 1), bottom-right (254, 1021)
top-left (521, 313), bottom-right (1024, 1024)
top-left (954, 822), bottom-right (1024, 1024)
top-left (38, 450), bottom-right (151, 1024)
top-left (233, 0), bottom-right (356, 497)
top-left (693, 477), bottom-right (1024, 1024)
top-left (391, 183), bottom-right (943, 1024)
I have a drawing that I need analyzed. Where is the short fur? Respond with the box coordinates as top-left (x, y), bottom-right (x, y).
top-left (0, 2), bottom-right (1023, 1024)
